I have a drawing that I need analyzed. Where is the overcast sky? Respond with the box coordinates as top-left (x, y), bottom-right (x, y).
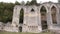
top-left (0, 0), bottom-right (58, 3)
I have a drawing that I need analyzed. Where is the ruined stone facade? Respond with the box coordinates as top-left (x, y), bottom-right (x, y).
top-left (0, 2), bottom-right (60, 33)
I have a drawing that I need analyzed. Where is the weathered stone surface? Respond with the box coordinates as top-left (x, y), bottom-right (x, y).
top-left (0, 2), bottom-right (60, 33)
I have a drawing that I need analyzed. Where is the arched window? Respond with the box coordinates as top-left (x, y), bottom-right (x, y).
top-left (40, 6), bottom-right (46, 13)
top-left (40, 6), bottom-right (48, 30)
top-left (51, 6), bottom-right (57, 24)
top-left (19, 8), bottom-right (24, 24)
top-left (40, 6), bottom-right (47, 21)
top-left (40, 6), bottom-right (47, 16)
top-left (31, 9), bottom-right (35, 12)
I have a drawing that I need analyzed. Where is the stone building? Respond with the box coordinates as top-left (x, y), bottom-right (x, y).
top-left (0, 1), bottom-right (60, 33)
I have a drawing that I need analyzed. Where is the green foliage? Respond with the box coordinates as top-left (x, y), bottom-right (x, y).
top-left (15, 1), bottom-right (20, 5)
top-left (0, 31), bottom-right (53, 34)
top-left (25, 1), bottom-right (30, 5)
top-left (0, 1), bottom-right (21, 23)
top-left (26, 0), bottom-right (38, 5)
top-left (30, 0), bottom-right (37, 5)
top-left (0, 2), bottom-right (14, 23)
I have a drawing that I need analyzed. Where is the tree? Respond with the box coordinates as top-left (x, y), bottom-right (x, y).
top-left (21, 1), bottom-right (25, 5)
top-left (30, 0), bottom-right (37, 5)
top-left (0, 2), bottom-right (15, 23)
top-left (26, 1), bottom-right (30, 5)
top-left (15, 1), bottom-right (20, 5)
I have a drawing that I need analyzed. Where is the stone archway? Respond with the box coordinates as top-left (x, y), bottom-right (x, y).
top-left (51, 6), bottom-right (57, 24)
top-left (40, 6), bottom-right (48, 30)
top-left (19, 8), bottom-right (24, 32)
top-left (19, 8), bottom-right (24, 24)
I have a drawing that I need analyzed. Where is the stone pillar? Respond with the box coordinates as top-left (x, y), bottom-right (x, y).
top-left (10, 6), bottom-right (21, 32)
top-left (59, 11), bottom-right (60, 24)
top-left (47, 9), bottom-right (53, 29)
top-left (56, 9), bottom-right (60, 24)
top-left (22, 7), bottom-right (29, 32)
top-left (12, 6), bottom-right (20, 27)
top-left (11, 6), bottom-right (21, 32)
top-left (38, 7), bottom-right (42, 32)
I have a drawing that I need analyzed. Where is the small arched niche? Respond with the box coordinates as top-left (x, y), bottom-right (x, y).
top-left (19, 8), bottom-right (24, 24)
top-left (51, 6), bottom-right (57, 24)
top-left (31, 8), bottom-right (35, 12)
top-left (40, 6), bottom-right (48, 30)
top-left (19, 26), bottom-right (22, 32)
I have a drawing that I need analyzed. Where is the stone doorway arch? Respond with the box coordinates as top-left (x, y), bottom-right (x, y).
top-left (51, 6), bottom-right (57, 24)
top-left (50, 4), bottom-right (59, 24)
top-left (40, 5), bottom-right (48, 30)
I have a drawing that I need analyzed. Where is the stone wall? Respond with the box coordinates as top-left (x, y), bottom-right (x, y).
top-left (0, 2), bottom-right (60, 33)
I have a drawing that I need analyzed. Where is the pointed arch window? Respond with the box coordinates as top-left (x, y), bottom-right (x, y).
top-left (40, 6), bottom-right (47, 16)
top-left (40, 6), bottom-right (48, 30)
top-left (19, 8), bottom-right (24, 24)
top-left (40, 6), bottom-right (46, 13)
top-left (31, 9), bottom-right (35, 12)
top-left (51, 6), bottom-right (57, 24)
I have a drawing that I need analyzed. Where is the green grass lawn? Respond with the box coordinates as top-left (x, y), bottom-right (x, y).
top-left (0, 31), bottom-right (54, 34)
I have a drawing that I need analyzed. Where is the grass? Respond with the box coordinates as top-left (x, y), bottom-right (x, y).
top-left (0, 31), bottom-right (53, 34)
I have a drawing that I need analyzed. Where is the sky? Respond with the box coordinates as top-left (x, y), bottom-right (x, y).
top-left (0, 0), bottom-right (58, 3)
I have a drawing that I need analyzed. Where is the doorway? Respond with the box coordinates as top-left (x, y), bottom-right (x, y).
top-left (40, 6), bottom-right (48, 30)
top-left (19, 26), bottom-right (22, 32)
